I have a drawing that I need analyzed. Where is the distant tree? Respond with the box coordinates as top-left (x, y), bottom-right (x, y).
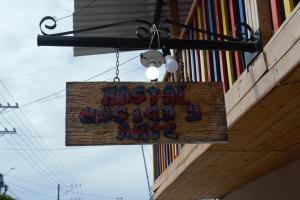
top-left (0, 195), bottom-right (16, 200)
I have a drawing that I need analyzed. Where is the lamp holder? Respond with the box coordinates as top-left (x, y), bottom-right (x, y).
top-left (140, 50), bottom-right (165, 68)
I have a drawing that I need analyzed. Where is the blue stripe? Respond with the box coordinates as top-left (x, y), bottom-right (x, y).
top-left (238, 0), bottom-right (247, 69)
top-left (207, 0), bottom-right (221, 81)
top-left (156, 145), bottom-right (160, 176)
top-left (190, 30), bottom-right (197, 81)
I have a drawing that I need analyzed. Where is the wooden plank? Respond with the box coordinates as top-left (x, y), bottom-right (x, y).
top-left (264, 3), bottom-right (300, 70)
top-left (255, 0), bottom-right (274, 46)
top-left (66, 82), bottom-right (228, 145)
top-left (220, 0), bottom-right (235, 86)
top-left (224, 52), bottom-right (268, 115)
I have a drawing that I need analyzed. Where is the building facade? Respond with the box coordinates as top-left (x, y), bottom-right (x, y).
top-left (152, 0), bottom-right (300, 199)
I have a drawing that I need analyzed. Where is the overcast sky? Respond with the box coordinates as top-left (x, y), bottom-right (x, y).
top-left (0, 1), bottom-right (166, 199)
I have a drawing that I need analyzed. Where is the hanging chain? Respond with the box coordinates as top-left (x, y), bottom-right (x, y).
top-left (114, 49), bottom-right (120, 82)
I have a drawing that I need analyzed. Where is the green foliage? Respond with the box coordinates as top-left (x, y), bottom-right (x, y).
top-left (0, 195), bottom-right (16, 200)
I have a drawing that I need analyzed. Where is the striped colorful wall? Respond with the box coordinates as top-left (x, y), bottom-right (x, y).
top-left (154, 0), bottom-right (299, 180)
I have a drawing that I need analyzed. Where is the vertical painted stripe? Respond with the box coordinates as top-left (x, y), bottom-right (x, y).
top-left (229, 0), bottom-right (243, 77)
top-left (270, 0), bottom-right (283, 32)
top-left (163, 144), bottom-right (166, 171)
top-left (160, 144), bottom-right (164, 173)
top-left (190, 29), bottom-right (197, 82)
top-left (283, 0), bottom-right (294, 17)
top-left (194, 14), bottom-right (202, 82)
top-left (157, 145), bottom-right (161, 176)
top-left (202, 0), bottom-right (213, 82)
top-left (158, 145), bottom-right (162, 175)
top-left (238, 0), bottom-right (247, 37)
top-left (220, 0), bottom-right (235, 86)
top-left (197, 5), bottom-right (207, 82)
top-left (238, 0), bottom-right (247, 70)
top-left (214, 0), bottom-right (229, 92)
top-left (207, 0), bottom-right (221, 81)
top-left (165, 144), bottom-right (168, 168)
top-left (186, 35), bottom-right (192, 81)
top-left (172, 144), bottom-right (175, 161)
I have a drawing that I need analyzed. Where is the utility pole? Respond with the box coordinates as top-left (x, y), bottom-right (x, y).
top-left (57, 184), bottom-right (60, 200)
top-left (0, 102), bottom-right (18, 137)
top-left (0, 173), bottom-right (8, 195)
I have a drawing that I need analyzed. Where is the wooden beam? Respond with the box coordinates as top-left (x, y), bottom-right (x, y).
top-left (255, 0), bottom-right (274, 46)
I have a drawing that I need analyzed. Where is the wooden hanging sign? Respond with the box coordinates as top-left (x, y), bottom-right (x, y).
top-left (66, 82), bottom-right (227, 145)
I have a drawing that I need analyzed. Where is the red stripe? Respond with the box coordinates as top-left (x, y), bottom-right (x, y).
top-left (270, 0), bottom-right (283, 32)
top-left (229, 0), bottom-right (243, 78)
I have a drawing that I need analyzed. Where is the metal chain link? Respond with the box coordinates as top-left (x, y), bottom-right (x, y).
top-left (114, 49), bottom-right (120, 82)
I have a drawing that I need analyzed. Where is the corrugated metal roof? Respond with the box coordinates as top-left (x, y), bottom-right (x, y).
top-left (73, 0), bottom-right (193, 56)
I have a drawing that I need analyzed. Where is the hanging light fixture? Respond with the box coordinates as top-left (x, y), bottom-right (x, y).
top-left (145, 63), bottom-right (160, 80)
top-left (140, 50), bottom-right (165, 80)
top-left (141, 50), bottom-right (179, 80)
top-left (165, 55), bottom-right (178, 73)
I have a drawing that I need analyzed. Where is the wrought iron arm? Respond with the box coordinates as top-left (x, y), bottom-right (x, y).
top-left (37, 16), bottom-right (261, 54)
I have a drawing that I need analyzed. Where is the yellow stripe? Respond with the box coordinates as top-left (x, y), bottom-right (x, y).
top-left (220, 0), bottom-right (234, 87)
top-left (171, 144), bottom-right (175, 161)
top-left (284, 0), bottom-right (294, 17)
top-left (197, 5), bottom-right (208, 82)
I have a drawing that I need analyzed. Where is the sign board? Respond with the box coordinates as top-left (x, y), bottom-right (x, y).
top-left (66, 82), bottom-right (227, 145)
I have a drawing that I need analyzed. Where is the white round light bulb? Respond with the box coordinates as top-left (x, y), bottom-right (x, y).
top-left (145, 63), bottom-right (160, 80)
top-left (165, 55), bottom-right (178, 73)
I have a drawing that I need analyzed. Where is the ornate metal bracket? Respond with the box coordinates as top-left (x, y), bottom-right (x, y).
top-left (37, 16), bottom-right (261, 65)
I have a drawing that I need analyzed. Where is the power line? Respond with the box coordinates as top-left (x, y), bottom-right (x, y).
top-left (0, 147), bottom-right (98, 151)
top-left (0, 89), bottom-right (80, 199)
top-left (7, 175), bottom-right (120, 200)
top-left (141, 145), bottom-right (152, 200)
top-left (9, 182), bottom-right (57, 200)
top-left (55, 0), bottom-right (98, 22)
top-left (2, 58), bottom-right (90, 81)
top-left (0, 80), bottom-right (82, 187)
top-left (15, 54), bottom-right (139, 109)
top-left (6, 175), bottom-right (56, 190)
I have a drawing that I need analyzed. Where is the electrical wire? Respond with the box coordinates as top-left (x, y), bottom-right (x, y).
top-left (8, 182), bottom-right (57, 200)
top-left (0, 90), bottom-right (80, 199)
top-left (141, 145), bottom-right (152, 200)
top-left (6, 175), bottom-right (56, 189)
top-left (12, 54), bottom-right (139, 110)
top-left (7, 175), bottom-right (120, 200)
top-left (55, 0), bottom-right (98, 22)
top-left (2, 58), bottom-right (90, 81)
